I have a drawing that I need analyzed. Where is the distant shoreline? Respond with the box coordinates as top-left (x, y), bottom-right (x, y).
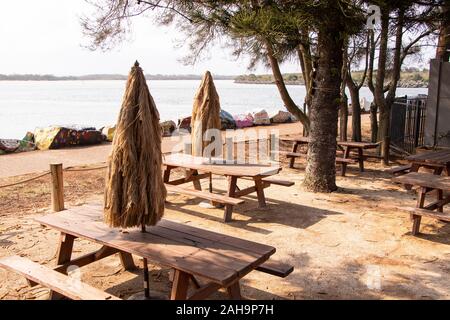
top-left (234, 79), bottom-right (428, 89)
top-left (0, 74), bottom-right (236, 81)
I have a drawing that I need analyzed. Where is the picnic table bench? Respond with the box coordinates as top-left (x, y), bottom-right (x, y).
top-left (3, 203), bottom-right (292, 300)
top-left (406, 149), bottom-right (450, 176)
top-left (163, 153), bottom-right (293, 222)
top-left (276, 151), bottom-right (357, 176)
top-left (280, 136), bottom-right (378, 174)
top-left (0, 256), bottom-right (120, 300)
top-left (392, 172), bottom-right (450, 235)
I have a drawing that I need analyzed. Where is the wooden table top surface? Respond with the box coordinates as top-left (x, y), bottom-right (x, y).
top-left (406, 149), bottom-right (450, 165)
top-left (35, 203), bottom-right (275, 286)
top-left (163, 153), bottom-right (281, 177)
top-left (281, 135), bottom-right (378, 149)
top-left (392, 172), bottom-right (450, 191)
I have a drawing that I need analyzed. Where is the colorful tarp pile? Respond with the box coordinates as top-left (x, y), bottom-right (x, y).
top-left (34, 126), bottom-right (104, 150)
top-left (0, 132), bottom-right (37, 155)
top-left (220, 110), bottom-right (236, 130)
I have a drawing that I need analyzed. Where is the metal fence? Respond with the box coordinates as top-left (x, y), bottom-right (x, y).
top-left (390, 95), bottom-right (427, 154)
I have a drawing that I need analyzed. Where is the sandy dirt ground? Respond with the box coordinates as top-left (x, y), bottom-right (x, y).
top-left (0, 116), bottom-right (449, 300)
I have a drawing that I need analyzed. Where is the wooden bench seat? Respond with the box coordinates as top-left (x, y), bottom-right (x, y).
top-left (283, 151), bottom-right (306, 158)
top-left (261, 177), bottom-right (295, 187)
top-left (406, 207), bottom-right (450, 235)
top-left (256, 260), bottom-right (294, 278)
top-left (408, 207), bottom-right (450, 222)
top-left (277, 151), bottom-right (357, 176)
top-left (165, 184), bottom-right (244, 206)
top-left (386, 164), bottom-right (412, 175)
top-left (239, 176), bottom-right (295, 187)
top-left (0, 256), bottom-right (120, 300)
top-left (336, 158), bottom-right (358, 177)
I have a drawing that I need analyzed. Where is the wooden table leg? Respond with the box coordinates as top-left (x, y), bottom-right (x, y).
top-left (343, 146), bottom-right (351, 159)
top-left (227, 281), bottom-right (242, 300)
top-left (289, 142), bottom-right (299, 168)
top-left (254, 178), bottom-right (267, 208)
top-left (51, 233), bottom-right (75, 300)
top-left (170, 270), bottom-right (190, 300)
top-left (56, 233), bottom-right (75, 266)
top-left (436, 189), bottom-right (444, 213)
top-left (119, 252), bottom-right (136, 270)
top-left (224, 176), bottom-right (238, 222)
top-left (411, 214), bottom-right (422, 236)
top-left (357, 148), bottom-right (364, 172)
top-left (191, 169), bottom-right (202, 191)
top-left (411, 187), bottom-right (427, 235)
top-left (163, 167), bottom-right (172, 183)
top-left (406, 163), bottom-right (421, 190)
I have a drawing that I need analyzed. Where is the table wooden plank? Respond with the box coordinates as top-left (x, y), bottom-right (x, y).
top-left (337, 141), bottom-right (379, 149)
top-left (281, 136), bottom-right (378, 149)
top-left (165, 184), bottom-right (244, 205)
top-left (158, 220), bottom-right (275, 256)
top-left (35, 205), bottom-right (275, 286)
top-left (407, 149), bottom-right (450, 165)
top-left (148, 226), bottom-right (271, 278)
top-left (392, 172), bottom-right (450, 191)
top-left (67, 205), bottom-right (275, 257)
top-left (0, 256), bottom-right (120, 300)
top-left (163, 153), bottom-right (280, 177)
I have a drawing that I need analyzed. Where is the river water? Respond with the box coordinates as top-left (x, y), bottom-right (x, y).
top-left (0, 80), bottom-right (427, 139)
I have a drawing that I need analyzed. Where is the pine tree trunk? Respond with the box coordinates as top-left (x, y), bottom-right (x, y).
top-left (266, 41), bottom-right (310, 133)
top-left (370, 102), bottom-right (378, 143)
top-left (346, 77), bottom-right (362, 142)
top-left (377, 109), bottom-right (390, 164)
top-left (339, 94), bottom-right (348, 141)
top-left (303, 29), bottom-right (342, 193)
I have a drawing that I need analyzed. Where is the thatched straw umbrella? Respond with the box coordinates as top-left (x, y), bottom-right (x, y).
top-left (104, 61), bottom-right (166, 298)
top-left (191, 71), bottom-right (222, 157)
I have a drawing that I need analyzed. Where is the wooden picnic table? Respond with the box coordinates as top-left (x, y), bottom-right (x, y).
top-left (392, 172), bottom-right (450, 235)
top-left (406, 149), bottom-right (450, 176)
top-left (35, 203), bottom-right (292, 300)
top-left (281, 135), bottom-right (379, 171)
top-left (163, 153), bottom-right (288, 222)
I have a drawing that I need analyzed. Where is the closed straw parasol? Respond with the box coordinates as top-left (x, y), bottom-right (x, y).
top-left (104, 61), bottom-right (166, 229)
top-left (191, 71), bottom-right (222, 157)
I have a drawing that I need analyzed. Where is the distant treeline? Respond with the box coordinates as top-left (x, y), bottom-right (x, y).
top-left (0, 74), bottom-right (235, 81)
top-left (235, 68), bottom-right (430, 88)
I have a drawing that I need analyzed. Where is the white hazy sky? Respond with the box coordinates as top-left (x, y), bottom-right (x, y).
top-left (0, 0), bottom-right (435, 76)
top-left (0, 0), bottom-right (302, 76)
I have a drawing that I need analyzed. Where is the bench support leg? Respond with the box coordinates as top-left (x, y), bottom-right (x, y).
top-left (289, 142), bottom-right (299, 168)
top-left (254, 178), bottom-right (267, 208)
top-left (357, 148), bottom-right (364, 172)
top-left (411, 187), bottom-right (428, 236)
top-left (416, 187), bottom-right (427, 208)
top-left (436, 189), bottom-right (444, 213)
top-left (406, 164), bottom-right (421, 190)
top-left (119, 252), bottom-right (136, 270)
top-left (224, 176), bottom-right (238, 222)
top-left (51, 233), bottom-right (75, 300)
top-left (171, 270), bottom-right (190, 300)
top-left (191, 170), bottom-right (202, 191)
top-left (341, 163), bottom-right (347, 177)
top-left (411, 214), bottom-right (422, 236)
top-left (163, 167), bottom-right (172, 183)
top-left (227, 282), bottom-right (242, 300)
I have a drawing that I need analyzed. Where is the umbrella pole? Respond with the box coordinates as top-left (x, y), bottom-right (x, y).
top-left (141, 223), bottom-right (150, 299)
